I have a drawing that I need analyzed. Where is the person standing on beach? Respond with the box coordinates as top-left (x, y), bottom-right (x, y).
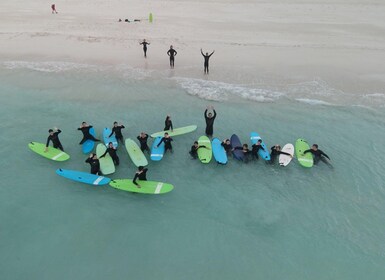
top-left (45, 127), bottom-right (64, 152)
top-left (167, 45), bottom-right (177, 68)
top-left (164, 115), bottom-right (173, 131)
top-left (51, 4), bottom-right (58, 14)
top-left (204, 106), bottom-right (217, 138)
top-left (140, 39), bottom-right (150, 58)
top-left (201, 49), bottom-right (215, 74)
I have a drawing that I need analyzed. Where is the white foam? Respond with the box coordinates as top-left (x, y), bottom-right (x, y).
top-left (2, 61), bottom-right (96, 73)
top-left (296, 98), bottom-right (332, 106)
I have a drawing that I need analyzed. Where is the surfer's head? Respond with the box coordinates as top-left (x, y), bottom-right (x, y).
top-left (82, 121), bottom-right (87, 127)
top-left (170, 45), bottom-right (173, 49)
top-left (48, 129), bottom-right (53, 133)
top-left (208, 112), bottom-right (212, 117)
top-left (312, 144), bottom-right (318, 150)
top-left (164, 132), bottom-right (169, 137)
top-left (113, 121), bottom-right (118, 126)
top-left (194, 141), bottom-right (198, 146)
top-left (138, 166), bottom-right (144, 171)
top-left (108, 142), bottom-right (113, 148)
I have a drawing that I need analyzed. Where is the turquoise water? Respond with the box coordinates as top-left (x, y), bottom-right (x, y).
top-left (1, 61), bottom-right (385, 279)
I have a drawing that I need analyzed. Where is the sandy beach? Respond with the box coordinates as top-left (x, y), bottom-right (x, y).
top-left (1, 0), bottom-right (385, 96)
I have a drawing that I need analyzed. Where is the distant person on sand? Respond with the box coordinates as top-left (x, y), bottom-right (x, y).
top-left (51, 4), bottom-right (58, 14)
top-left (204, 106), bottom-right (217, 138)
top-left (167, 45), bottom-right (177, 68)
top-left (201, 48), bottom-right (215, 74)
top-left (45, 127), bottom-right (63, 152)
top-left (85, 153), bottom-right (100, 175)
top-left (133, 166), bottom-right (148, 187)
top-left (78, 122), bottom-right (100, 144)
top-left (164, 115), bottom-right (173, 131)
top-left (140, 39), bottom-right (150, 58)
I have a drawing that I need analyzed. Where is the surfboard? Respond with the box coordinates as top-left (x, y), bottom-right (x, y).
top-left (103, 128), bottom-right (118, 148)
top-left (250, 132), bottom-right (271, 161)
top-left (230, 134), bottom-right (244, 161)
top-left (150, 136), bottom-right (165, 161)
top-left (28, 142), bottom-right (70, 161)
top-left (110, 179), bottom-right (174, 194)
top-left (211, 138), bottom-right (227, 164)
top-left (125, 138), bottom-right (148, 167)
top-left (295, 138), bottom-right (314, 168)
top-left (56, 168), bottom-right (111, 185)
top-left (150, 125), bottom-right (197, 138)
top-left (279, 143), bottom-right (294, 166)
top-left (82, 127), bottom-right (96, 154)
top-left (197, 136), bottom-right (212, 164)
top-left (96, 144), bottom-right (115, 175)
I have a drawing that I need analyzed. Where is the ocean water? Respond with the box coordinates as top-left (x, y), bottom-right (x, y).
top-left (0, 61), bottom-right (385, 280)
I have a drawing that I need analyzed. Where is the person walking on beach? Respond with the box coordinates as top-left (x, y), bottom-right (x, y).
top-left (201, 49), bottom-right (215, 74)
top-left (109, 121), bottom-right (125, 145)
top-left (51, 4), bottom-right (58, 14)
top-left (164, 115), bottom-right (173, 131)
top-left (78, 122), bottom-right (100, 144)
top-left (167, 45), bottom-right (177, 68)
top-left (140, 39), bottom-right (150, 58)
top-left (45, 127), bottom-right (64, 152)
top-left (204, 106), bottom-right (217, 138)
top-left (85, 153), bottom-right (100, 175)
top-left (137, 132), bottom-right (150, 153)
top-left (133, 166), bottom-right (148, 187)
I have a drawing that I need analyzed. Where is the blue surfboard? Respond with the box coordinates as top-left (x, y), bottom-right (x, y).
top-left (230, 134), bottom-right (244, 161)
top-left (56, 168), bottom-right (111, 185)
top-left (103, 128), bottom-right (118, 148)
top-left (212, 138), bottom-right (227, 164)
top-left (82, 127), bottom-right (96, 154)
top-left (150, 136), bottom-right (165, 161)
top-left (250, 132), bottom-right (270, 161)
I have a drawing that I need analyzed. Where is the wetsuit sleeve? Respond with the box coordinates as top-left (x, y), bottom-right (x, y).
top-left (167, 50), bottom-right (170, 56)
top-left (170, 121), bottom-right (173, 130)
top-left (121, 125), bottom-right (125, 129)
top-left (157, 138), bottom-right (165, 147)
top-left (85, 158), bottom-right (91, 164)
top-left (77, 127), bottom-right (82, 131)
top-left (201, 50), bottom-right (204, 57)
top-left (278, 151), bottom-right (291, 156)
top-left (100, 149), bottom-right (108, 158)
top-left (137, 136), bottom-right (140, 140)
top-left (304, 149), bottom-right (311, 154)
top-left (56, 129), bottom-right (61, 134)
top-left (320, 150), bottom-right (330, 160)
top-left (209, 51), bottom-right (215, 57)
top-left (213, 110), bottom-right (217, 119)
top-left (46, 136), bottom-right (51, 147)
top-left (109, 127), bottom-right (115, 137)
top-left (133, 173), bottom-right (139, 185)
top-left (204, 109), bottom-right (208, 119)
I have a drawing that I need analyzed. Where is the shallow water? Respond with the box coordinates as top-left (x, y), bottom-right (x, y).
top-left (1, 61), bottom-right (385, 279)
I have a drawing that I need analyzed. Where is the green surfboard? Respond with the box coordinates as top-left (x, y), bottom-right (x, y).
top-left (109, 179), bottom-right (174, 194)
top-left (150, 125), bottom-right (197, 138)
top-left (197, 136), bottom-right (212, 163)
top-left (295, 138), bottom-right (314, 168)
top-left (96, 144), bottom-right (115, 175)
top-left (28, 142), bottom-right (70, 161)
top-left (125, 138), bottom-right (148, 167)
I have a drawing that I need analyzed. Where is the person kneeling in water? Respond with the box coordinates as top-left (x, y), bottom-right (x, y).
top-left (269, 144), bottom-right (292, 164)
top-left (304, 144), bottom-right (331, 164)
top-left (189, 141), bottom-right (207, 159)
top-left (85, 153), bottom-right (100, 175)
top-left (133, 166), bottom-right (148, 188)
top-left (100, 142), bottom-right (120, 166)
top-left (157, 132), bottom-right (173, 153)
top-left (45, 127), bottom-right (64, 152)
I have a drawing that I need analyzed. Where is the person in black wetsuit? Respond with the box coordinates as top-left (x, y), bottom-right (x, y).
top-left (167, 45), bottom-right (177, 68)
top-left (164, 115), bottom-right (173, 131)
top-left (269, 144), bottom-right (292, 164)
top-left (204, 106), bottom-right (217, 138)
top-left (304, 144), bottom-right (331, 164)
top-left (85, 153), bottom-right (100, 175)
top-left (139, 39), bottom-right (150, 58)
top-left (189, 141), bottom-right (207, 159)
top-left (221, 139), bottom-right (232, 155)
top-left (137, 132), bottom-right (150, 153)
top-left (109, 121), bottom-right (125, 144)
top-left (201, 48), bottom-right (215, 74)
top-left (133, 166), bottom-right (148, 187)
top-left (233, 144), bottom-right (251, 163)
top-left (157, 132), bottom-right (173, 153)
top-left (100, 142), bottom-right (120, 166)
top-left (251, 139), bottom-right (265, 160)
top-left (78, 122), bottom-right (100, 144)
top-left (45, 127), bottom-right (64, 152)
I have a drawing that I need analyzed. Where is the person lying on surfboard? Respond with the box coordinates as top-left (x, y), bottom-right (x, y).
top-left (221, 139), bottom-right (232, 155)
top-left (133, 166), bottom-right (148, 187)
top-left (164, 115), bottom-right (173, 131)
top-left (109, 121), bottom-right (125, 145)
top-left (157, 132), bottom-right (173, 153)
top-left (78, 122), bottom-right (100, 144)
top-left (85, 153), bottom-right (101, 175)
top-left (251, 139), bottom-right (265, 160)
top-left (269, 144), bottom-right (292, 164)
top-left (304, 144), bottom-right (330, 164)
top-left (137, 132), bottom-right (150, 153)
top-left (189, 141), bottom-right (207, 159)
top-left (100, 142), bottom-right (120, 166)
top-left (45, 127), bottom-right (64, 152)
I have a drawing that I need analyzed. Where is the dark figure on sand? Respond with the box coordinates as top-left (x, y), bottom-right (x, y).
top-left (201, 49), bottom-right (215, 74)
top-left (51, 4), bottom-right (58, 14)
top-left (167, 45), bottom-right (177, 68)
top-left (140, 39), bottom-right (150, 58)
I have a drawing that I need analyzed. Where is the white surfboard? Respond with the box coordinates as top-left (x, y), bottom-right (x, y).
top-left (279, 143), bottom-right (294, 166)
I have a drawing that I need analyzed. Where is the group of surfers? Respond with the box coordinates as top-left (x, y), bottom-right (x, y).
top-left (45, 106), bottom-right (331, 187)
